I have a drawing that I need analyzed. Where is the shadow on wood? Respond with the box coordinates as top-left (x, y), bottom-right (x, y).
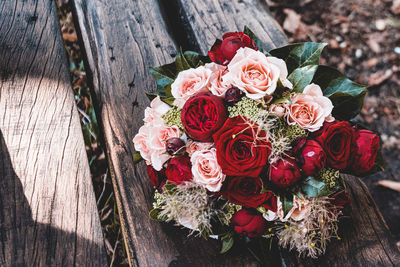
top-left (0, 130), bottom-right (106, 266)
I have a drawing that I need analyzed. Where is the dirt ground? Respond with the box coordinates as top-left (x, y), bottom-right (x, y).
top-left (269, 0), bottom-right (400, 242)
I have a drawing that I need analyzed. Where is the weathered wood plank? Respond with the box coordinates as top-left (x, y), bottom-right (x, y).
top-left (71, 0), bottom-right (265, 266)
top-left (173, 0), bottom-right (400, 265)
top-left (0, 0), bottom-right (107, 266)
top-left (72, 0), bottom-right (400, 266)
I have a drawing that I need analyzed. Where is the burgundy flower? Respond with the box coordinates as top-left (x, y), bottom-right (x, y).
top-left (181, 92), bottom-right (227, 142)
top-left (269, 158), bottom-right (301, 188)
top-left (231, 209), bottom-right (267, 238)
top-left (221, 176), bottom-right (277, 211)
top-left (294, 139), bottom-right (326, 176)
top-left (146, 165), bottom-right (166, 189)
top-left (165, 155), bottom-right (192, 185)
top-left (351, 129), bottom-right (380, 175)
top-left (208, 32), bottom-right (258, 65)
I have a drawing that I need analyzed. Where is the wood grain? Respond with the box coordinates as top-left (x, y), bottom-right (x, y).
top-left (0, 0), bottom-right (107, 266)
top-left (71, 0), bottom-right (400, 266)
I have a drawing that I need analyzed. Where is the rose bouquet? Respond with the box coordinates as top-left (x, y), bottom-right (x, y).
top-left (133, 27), bottom-right (383, 258)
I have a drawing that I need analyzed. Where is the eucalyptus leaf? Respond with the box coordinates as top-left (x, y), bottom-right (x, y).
top-left (312, 65), bottom-right (368, 120)
top-left (269, 42), bottom-right (327, 73)
top-left (149, 62), bottom-right (176, 97)
top-left (301, 176), bottom-right (331, 197)
top-left (287, 65), bottom-right (318, 92)
top-left (281, 195), bottom-right (293, 217)
top-left (133, 152), bottom-right (143, 164)
top-left (243, 26), bottom-right (264, 52)
top-left (220, 236), bottom-right (234, 254)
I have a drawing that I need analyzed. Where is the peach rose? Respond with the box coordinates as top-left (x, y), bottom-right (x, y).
top-left (206, 63), bottom-right (230, 97)
top-left (186, 139), bottom-right (214, 156)
top-left (149, 124), bottom-right (180, 170)
top-left (171, 66), bottom-right (211, 108)
top-left (263, 194), bottom-right (311, 222)
top-left (287, 83), bottom-right (333, 132)
top-left (144, 96), bottom-right (171, 124)
top-left (191, 148), bottom-right (226, 192)
top-left (222, 47), bottom-right (292, 100)
top-left (269, 104), bottom-right (287, 117)
top-left (133, 124), bottom-right (152, 162)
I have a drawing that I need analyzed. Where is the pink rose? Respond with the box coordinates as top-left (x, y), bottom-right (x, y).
top-left (171, 66), bottom-right (211, 108)
top-left (222, 47), bottom-right (292, 100)
top-left (205, 63), bottom-right (230, 97)
top-left (133, 124), bottom-right (152, 162)
top-left (287, 83), bottom-right (333, 132)
top-left (269, 104), bottom-right (287, 117)
top-left (186, 139), bottom-right (214, 156)
top-left (149, 124), bottom-right (180, 170)
top-left (144, 96), bottom-right (171, 124)
top-left (191, 148), bottom-right (226, 192)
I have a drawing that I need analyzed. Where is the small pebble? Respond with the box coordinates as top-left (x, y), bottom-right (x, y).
top-left (355, 49), bottom-right (362, 58)
top-left (339, 41), bottom-right (347, 49)
top-left (375, 19), bottom-right (386, 31)
top-left (335, 35), bottom-right (343, 42)
top-left (394, 47), bottom-right (400, 55)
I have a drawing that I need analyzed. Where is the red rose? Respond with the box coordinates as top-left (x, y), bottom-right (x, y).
top-left (213, 116), bottom-right (271, 177)
top-left (294, 139), bottom-right (326, 176)
top-left (221, 176), bottom-right (277, 211)
top-left (351, 129), bottom-right (380, 175)
top-left (230, 209), bottom-right (267, 238)
top-left (208, 32), bottom-right (258, 65)
top-left (165, 155), bottom-right (192, 185)
top-left (181, 92), bottom-right (227, 142)
top-left (315, 121), bottom-right (355, 170)
top-left (146, 165), bottom-right (166, 189)
top-left (269, 158), bottom-right (301, 188)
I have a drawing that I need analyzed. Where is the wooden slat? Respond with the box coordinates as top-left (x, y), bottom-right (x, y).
top-left (72, 0), bottom-right (400, 266)
top-left (0, 0), bottom-right (107, 266)
top-left (174, 0), bottom-right (400, 265)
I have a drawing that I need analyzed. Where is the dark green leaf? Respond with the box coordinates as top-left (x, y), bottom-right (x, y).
top-left (312, 65), bottom-right (368, 120)
top-left (220, 236), bottom-right (234, 254)
top-left (269, 42), bottom-right (327, 73)
top-left (243, 26), bottom-right (264, 52)
top-left (281, 195), bottom-right (293, 217)
top-left (133, 152), bottom-right (143, 164)
top-left (149, 62), bottom-right (176, 97)
top-left (287, 65), bottom-right (318, 92)
top-left (301, 176), bottom-right (331, 197)
top-left (175, 50), bottom-right (209, 72)
top-left (163, 183), bottom-right (177, 196)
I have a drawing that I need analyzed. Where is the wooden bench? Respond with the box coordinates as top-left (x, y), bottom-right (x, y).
top-left (0, 0), bottom-right (107, 266)
top-left (70, 0), bottom-right (400, 266)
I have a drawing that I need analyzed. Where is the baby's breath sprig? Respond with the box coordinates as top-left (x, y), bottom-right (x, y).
top-left (162, 107), bottom-right (183, 129)
top-left (228, 97), bottom-right (261, 122)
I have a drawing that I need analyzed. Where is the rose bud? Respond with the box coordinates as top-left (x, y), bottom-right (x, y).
top-left (230, 209), bottom-right (267, 238)
top-left (165, 155), bottom-right (192, 185)
top-left (208, 32), bottom-right (258, 65)
top-left (294, 139), bottom-right (326, 176)
top-left (224, 87), bottom-right (243, 105)
top-left (181, 92), bottom-right (227, 142)
top-left (269, 158), bottom-right (301, 188)
top-left (165, 137), bottom-right (185, 155)
top-left (351, 129), bottom-right (380, 175)
top-left (315, 121), bottom-right (355, 170)
top-left (146, 165), bottom-right (167, 189)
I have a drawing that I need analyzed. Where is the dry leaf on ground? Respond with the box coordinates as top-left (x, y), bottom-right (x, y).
top-left (377, 180), bottom-right (400, 192)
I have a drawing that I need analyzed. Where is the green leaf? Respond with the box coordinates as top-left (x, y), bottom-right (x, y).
top-left (149, 62), bottom-right (176, 98)
top-left (149, 208), bottom-right (166, 222)
top-left (243, 26), bottom-right (264, 52)
top-left (312, 65), bottom-right (368, 120)
top-left (301, 176), bottom-right (332, 197)
top-left (133, 152), bottom-right (143, 164)
top-left (287, 65), bottom-right (318, 92)
top-left (269, 42), bottom-right (327, 73)
top-left (220, 236), bottom-right (234, 254)
top-left (163, 183), bottom-right (177, 196)
top-left (281, 195), bottom-right (293, 217)
top-left (175, 49), bottom-right (209, 72)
